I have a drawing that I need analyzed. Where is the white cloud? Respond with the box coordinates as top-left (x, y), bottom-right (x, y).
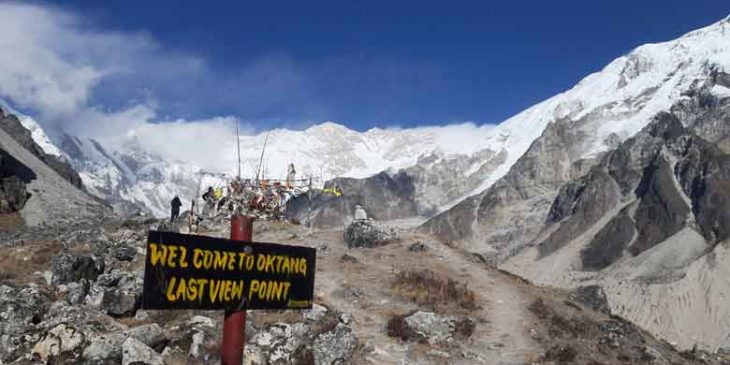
top-left (0, 2), bottom-right (203, 120)
top-left (0, 4), bottom-right (102, 116)
top-left (0, 2), bottom-right (488, 178)
top-left (131, 117), bottom-right (245, 173)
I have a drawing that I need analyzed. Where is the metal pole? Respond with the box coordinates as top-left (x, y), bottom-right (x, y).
top-left (235, 120), bottom-right (242, 179)
top-left (221, 215), bottom-right (253, 365)
top-left (307, 176), bottom-right (312, 229)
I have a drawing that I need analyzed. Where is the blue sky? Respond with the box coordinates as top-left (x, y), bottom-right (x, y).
top-left (7, 1), bottom-right (730, 131)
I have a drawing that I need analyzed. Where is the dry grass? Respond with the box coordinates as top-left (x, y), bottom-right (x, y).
top-left (0, 213), bottom-right (23, 233)
top-left (0, 241), bottom-right (61, 286)
top-left (391, 269), bottom-right (478, 311)
top-left (454, 318), bottom-right (476, 338)
top-left (386, 312), bottom-right (421, 342)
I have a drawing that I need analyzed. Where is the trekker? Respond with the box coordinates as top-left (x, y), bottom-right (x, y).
top-left (170, 196), bottom-right (182, 222)
top-left (202, 186), bottom-right (214, 202)
top-left (202, 186), bottom-right (215, 217)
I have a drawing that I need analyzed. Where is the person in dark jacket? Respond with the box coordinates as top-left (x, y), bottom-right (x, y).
top-left (171, 196), bottom-right (182, 222)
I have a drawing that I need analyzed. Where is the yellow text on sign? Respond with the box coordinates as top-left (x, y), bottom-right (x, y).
top-left (148, 243), bottom-right (308, 276)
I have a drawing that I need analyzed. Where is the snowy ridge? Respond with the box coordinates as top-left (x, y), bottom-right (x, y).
top-left (234, 122), bottom-right (495, 181)
top-left (0, 100), bottom-right (62, 157)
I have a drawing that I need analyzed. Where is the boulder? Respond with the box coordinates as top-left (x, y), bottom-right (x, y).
top-left (125, 324), bottom-right (166, 350)
top-left (114, 245), bottom-right (137, 261)
top-left (642, 346), bottom-right (669, 365)
top-left (248, 323), bottom-right (309, 364)
top-left (574, 285), bottom-right (610, 314)
top-left (96, 272), bottom-right (143, 317)
top-left (343, 220), bottom-right (399, 248)
top-left (82, 333), bottom-right (126, 363)
top-left (407, 241), bottom-right (428, 252)
top-left (403, 311), bottom-right (456, 344)
top-left (121, 337), bottom-right (164, 365)
top-left (312, 323), bottom-right (358, 365)
top-left (50, 253), bottom-right (105, 285)
top-left (0, 285), bottom-right (50, 337)
top-left (31, 324), bottom-right (85, 362)
top-left (161, 346), bottom-right (187, 364)
top-left (82, 324), bottom-right (165, 363)
top-left (84, 283), bottom-right (105, 309)
top-left (58, 279), bottom-right (90, 304)
top-left (285, 171), bottom-right (419, 228)
top-left (188, 331), bottom-right (205, 359)
top-left (340, 254), bottom-right (358, 263)
top-left (304, 304), bottom-right (328, 323)
top-left (0, 175), bottom-right (29, 213)
top-left (39, 300), bottom-right (125, 338)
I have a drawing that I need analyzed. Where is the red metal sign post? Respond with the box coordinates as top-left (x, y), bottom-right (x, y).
top-left (221, 215), bottom-right (253, 365)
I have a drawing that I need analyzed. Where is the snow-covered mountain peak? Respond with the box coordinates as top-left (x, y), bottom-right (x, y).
top-left (305, 121), bottom-right (351, 133)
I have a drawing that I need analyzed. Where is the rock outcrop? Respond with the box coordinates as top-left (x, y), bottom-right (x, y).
top-left (0, 107), bottom-right (84, 189)
top-left (0, 108), bottom-right (111, 227)
top-left (0, 149), bottom-right (34, 213)
top-left (286, 171), bottom-right (419, 228)
top-left (50, 252), bottom-right (105, 285)
top-left (343, 220), bottom-right (399, 248)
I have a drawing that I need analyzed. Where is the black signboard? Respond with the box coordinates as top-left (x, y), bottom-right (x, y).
top-left (142, 231), bottom-right (316, 310)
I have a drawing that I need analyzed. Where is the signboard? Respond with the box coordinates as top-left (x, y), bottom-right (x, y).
top-left (142, 231), bottom-right (316, 310)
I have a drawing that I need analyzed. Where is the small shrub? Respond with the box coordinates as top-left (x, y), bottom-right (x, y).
top-left (527, 298), bottom-right (550, 319)
top-left (543, 345), bottom-right (577, 362)
top-left (386, 313), bottom-right (421, 342)
top-left (454, 318), bottom-right (476, 338)
top-left (391, 269), bottom-right (477, 311)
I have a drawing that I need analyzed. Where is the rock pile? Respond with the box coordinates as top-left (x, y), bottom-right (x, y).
top-left (387, 311), bottom-right (475, 346)
top-left (245, 307), bottom-right (358, 365)
top-left (343, 220), bottom-right (399, 248)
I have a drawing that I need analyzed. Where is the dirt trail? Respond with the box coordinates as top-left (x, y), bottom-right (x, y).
top-left (252, 222), bottom-right (543, 364)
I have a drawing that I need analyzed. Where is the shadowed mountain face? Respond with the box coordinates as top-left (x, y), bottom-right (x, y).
top-left (539, 112), bottom-right (729, 267)
top-left (286, 171), bottom-right (418, 228)
top-left (0, 109), bottom-right (83, 190)
top-left (0, 149), bottom-right (35, 213)
top-left (0, 108), bottom-right (111, 227)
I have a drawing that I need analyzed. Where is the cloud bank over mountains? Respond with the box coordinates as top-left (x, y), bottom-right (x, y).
top-left (0, 2), bottom-right (487, 173)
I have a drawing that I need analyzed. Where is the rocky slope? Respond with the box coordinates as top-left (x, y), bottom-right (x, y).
top-left (0, 108), bottom-right (83, 190)
top-left (0, 107), bottom-right (111, 228)
top-left (285, 171), bottom-right (419, 228)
